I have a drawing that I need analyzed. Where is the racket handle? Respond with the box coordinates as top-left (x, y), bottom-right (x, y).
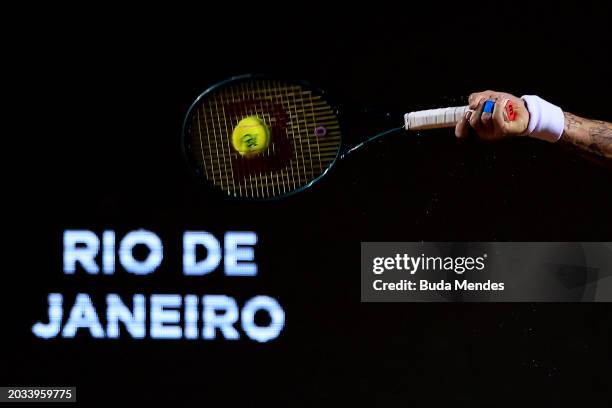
top-left (404, 99), bottom-right (516, 131)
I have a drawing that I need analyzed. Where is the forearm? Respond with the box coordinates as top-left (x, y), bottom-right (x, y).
top-left (559, 112), bottom-right (612, 159)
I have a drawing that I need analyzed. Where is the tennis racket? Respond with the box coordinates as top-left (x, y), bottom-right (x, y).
top-left (182, 75), bottom-right (516, 200)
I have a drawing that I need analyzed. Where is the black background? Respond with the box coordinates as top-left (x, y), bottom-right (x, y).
top-left (4, 3), bottom-right (612, 406)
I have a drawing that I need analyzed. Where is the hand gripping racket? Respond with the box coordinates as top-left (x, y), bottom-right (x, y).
top-left (182, 75), bottom-right (516, 200)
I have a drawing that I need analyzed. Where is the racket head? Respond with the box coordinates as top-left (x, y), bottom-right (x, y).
top-left (182, 75), bottom-right (343, 200)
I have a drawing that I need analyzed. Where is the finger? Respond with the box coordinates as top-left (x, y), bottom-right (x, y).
top-left (492, 98), bottom-right (508, 131)
top-left (469, 97), bottom-right (486, 132)
top-left (481, 99), bottom-right (494, 126)
top-left (455, 110), bottom-right (472, 138)
top-left (468, 92), bottom-right (486, 109)
top-left (468, 90), bottom-right (492, 109)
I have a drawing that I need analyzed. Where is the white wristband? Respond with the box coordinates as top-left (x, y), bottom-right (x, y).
top-left (521, 95), bottom-right (565, 143)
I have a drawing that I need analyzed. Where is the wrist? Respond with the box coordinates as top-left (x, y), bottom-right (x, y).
top-left (521, 95), bottom-right (565, 143)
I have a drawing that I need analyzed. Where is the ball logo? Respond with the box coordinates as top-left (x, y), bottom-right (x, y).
top-left (242, 134), bottom-right (258, 148)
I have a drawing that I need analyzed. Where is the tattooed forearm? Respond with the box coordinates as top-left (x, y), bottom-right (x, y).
top-left (564, 112), bottom-right (583, 130)
top-left (559, 112), bottom-right (612, 159)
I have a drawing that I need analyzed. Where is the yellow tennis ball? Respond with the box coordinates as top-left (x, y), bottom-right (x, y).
top-left (231, 116), bottom-right (270, 155)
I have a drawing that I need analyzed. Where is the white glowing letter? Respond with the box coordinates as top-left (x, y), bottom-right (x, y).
top-left (106, 294), bottom-right (146, 339)
top-left (184, 295), bottom-right (199, 339)
top-left (202, 295), bottom-right (239, 340)
top-left (63, 230), bottom-right (100, 274)
top-left (62, 294), bottom-right (105, 338)
top-left (242, 296), bottom-right (285, 343)
top-left (150, 294), bottom-right (182, 339)
top-left (102, 230), bottom-right (116, 274)
top-left (32, 293), bottom-right (64, 339)
top-left (183, 232), bottom-right (221, 276)
top-left (119, 230), bottom-right (163, 275)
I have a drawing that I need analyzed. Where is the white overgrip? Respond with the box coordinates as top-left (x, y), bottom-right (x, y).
top-left (404, 105), bottom-right (469, 131)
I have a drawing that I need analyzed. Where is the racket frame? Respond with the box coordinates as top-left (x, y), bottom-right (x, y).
top-left (181, 74), bottom-right (346, 201)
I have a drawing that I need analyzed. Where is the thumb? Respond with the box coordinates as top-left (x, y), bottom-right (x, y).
top-left (493, 98), bottom-right (530, 136)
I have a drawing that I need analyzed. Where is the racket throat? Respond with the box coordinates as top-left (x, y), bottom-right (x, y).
top-left (341, 125), bottom-right (405, 159)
